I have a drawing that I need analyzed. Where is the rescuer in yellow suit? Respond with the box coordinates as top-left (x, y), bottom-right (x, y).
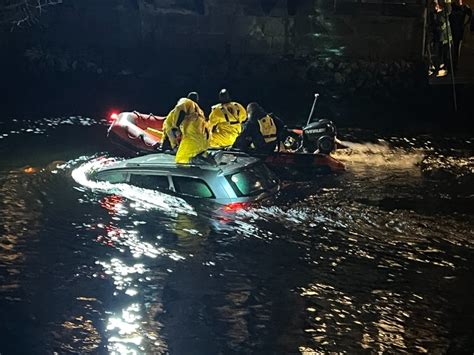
top-left (208, 89), bottom-right (247, 148)
top-left (233, 102), bottom-right (286, 155)
top-left (162, 92), bottom-right (209, 164)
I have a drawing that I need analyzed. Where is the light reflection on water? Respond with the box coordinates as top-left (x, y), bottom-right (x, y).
top-left (89, 198), bottom-right (189, 354)
top-left (0, 119), bottom-right (473, 353)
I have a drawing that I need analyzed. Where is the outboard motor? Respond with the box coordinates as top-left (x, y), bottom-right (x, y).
top-left (302, 119), bottom-right (337, 154)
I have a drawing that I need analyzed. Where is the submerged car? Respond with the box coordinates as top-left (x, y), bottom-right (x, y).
top-left (89, 151), bottom-right (280, 205)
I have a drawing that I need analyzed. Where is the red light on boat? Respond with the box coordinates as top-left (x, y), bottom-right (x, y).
top-left (110, 113), bottom-right (119, 121)
top-left (222, 202), bottom-right (249, 213)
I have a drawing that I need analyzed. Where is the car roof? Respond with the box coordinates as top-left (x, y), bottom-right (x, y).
top-left (105, 151), bottom-right (261, 175)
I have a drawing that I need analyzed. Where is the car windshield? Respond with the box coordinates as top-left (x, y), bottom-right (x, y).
top-left (226, 163), bottom-right (278, 197)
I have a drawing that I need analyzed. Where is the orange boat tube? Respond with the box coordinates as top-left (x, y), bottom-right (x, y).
top-left (107, 111), bottom-right (165, 153)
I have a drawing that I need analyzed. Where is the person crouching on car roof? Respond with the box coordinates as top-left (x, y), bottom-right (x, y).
top-left (208, 88), bottom-right (247, 148)
top-left (232, 102), bottom-right (286, 155)
top-left (162, 91), bottom-right (210, 164)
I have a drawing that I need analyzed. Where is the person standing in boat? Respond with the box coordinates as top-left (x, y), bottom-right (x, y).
top-left (430, 0), bottom-right (452, 77)
top-left (233, 102), bottom-right (286, 155)
top-left (208, 89), bottom-right (247, 148)
top-left (162, 92), bottom-right (209, 164)
top-left (449, 0), bottom-right (472, 73)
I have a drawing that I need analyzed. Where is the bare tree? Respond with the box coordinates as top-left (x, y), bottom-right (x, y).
top-left (0, 0), bottom-right (62, 30)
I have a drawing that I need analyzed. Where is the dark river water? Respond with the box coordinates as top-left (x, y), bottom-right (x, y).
top-left (0, 115), bottom-right (473, 354)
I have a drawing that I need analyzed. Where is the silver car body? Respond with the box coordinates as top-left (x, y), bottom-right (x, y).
top-left (90, 152), bottom-right (280, 205)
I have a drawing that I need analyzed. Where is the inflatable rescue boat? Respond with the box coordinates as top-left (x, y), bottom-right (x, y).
top-left (107, 111), bottom-right (345, 176)
top-left (107, 111), bottom-right (165, 152)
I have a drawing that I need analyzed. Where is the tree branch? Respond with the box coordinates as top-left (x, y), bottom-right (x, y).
top-left (0, 0), bottom-right (62, 29)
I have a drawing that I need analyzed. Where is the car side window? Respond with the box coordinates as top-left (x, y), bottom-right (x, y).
top-left (129, 174), bottom-right (169, 190)
top-left (96, 171), bottom-right (128, 183)
top-left (173, 177), bottom-right (214, 198)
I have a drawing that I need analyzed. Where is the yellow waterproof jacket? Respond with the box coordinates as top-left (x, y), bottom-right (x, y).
top-left (208, 102), bottom-right (246, 148)
top-left (175, 102), bottom-right (209, 164)
top-left (163, 98), bottom-right (204, 149)
top-left (175, 113), bottom-right (209, 164)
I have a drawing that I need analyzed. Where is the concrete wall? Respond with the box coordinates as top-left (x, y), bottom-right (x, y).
top-left (34, 0), bottom-right (423, 61)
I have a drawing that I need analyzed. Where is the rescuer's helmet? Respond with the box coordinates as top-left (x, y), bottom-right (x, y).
top-left (187, 91), bottom-right (199, 103)
top-left (218, 88), bottom-right (231, 104)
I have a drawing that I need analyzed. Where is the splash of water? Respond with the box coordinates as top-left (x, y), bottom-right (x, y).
top-left (71, 157), bottom-right (196, 216)
top-left (333, 140), bottom-right (424, 169)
